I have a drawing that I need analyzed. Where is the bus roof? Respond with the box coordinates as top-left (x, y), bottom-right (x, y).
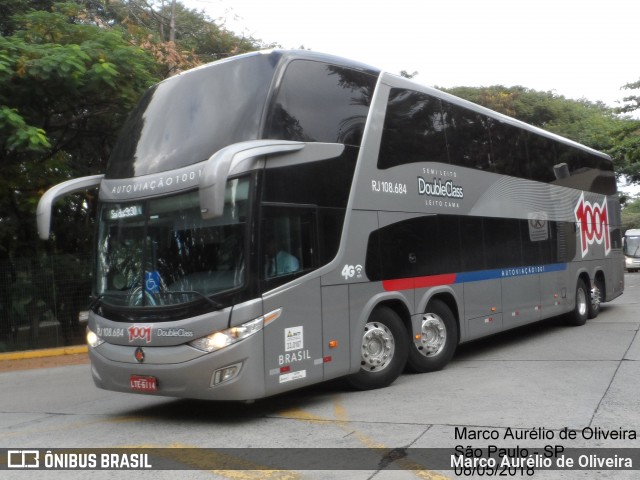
top-left (265, 49), bottom-right (611, 163)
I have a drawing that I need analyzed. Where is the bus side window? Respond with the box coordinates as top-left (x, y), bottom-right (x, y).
top-left (261, 206), bottom-right (318, 284)
top-left (441, 102), bottom-right (492, 171)
top-left (264, 60), bottom-right (377, 147)
top-left (378, 89), bottom-right (448, 169)
top-left (489, 120), bottom-right (529, 178)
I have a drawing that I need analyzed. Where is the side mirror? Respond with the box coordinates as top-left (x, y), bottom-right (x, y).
top-left (199, 140), bottom-right (304, 220)
top-left (37, 174), bottom-right (104, 240)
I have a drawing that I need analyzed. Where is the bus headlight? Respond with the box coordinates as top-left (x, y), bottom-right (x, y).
top-left (86, 328), bottom-right (105, 348)
top-left (189, 308), bottom-right (281, 353)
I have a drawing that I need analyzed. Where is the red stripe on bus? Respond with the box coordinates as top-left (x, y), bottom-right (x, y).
top-left (415, 273), bottom-right (456, 288)
top-left (382, 273), bottom-right (456, 291)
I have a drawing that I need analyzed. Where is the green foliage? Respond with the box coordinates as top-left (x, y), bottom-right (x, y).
top-left (622, 195), bottom-right (640, 231)
top-left (400, 70), bottom-right (418, 79)
top-left (0, 106), bottom-right (51, 151)
top-left (0, 1), bottom-right (159, 256)
top-left (618, 79), bottom-right (640, 115)
top-left (0, 0), bottom-right (266, 261)
top-left (612, 79), bottom-right (640, 184)
top-left (608, 121), bottom-right (640, 183)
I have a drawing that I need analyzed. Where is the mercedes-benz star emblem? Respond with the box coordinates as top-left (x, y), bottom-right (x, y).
top-left (134, 347), bottom-right (145, 363)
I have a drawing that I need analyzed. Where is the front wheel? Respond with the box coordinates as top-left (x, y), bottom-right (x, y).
top-left (347, 306), bottom-right (408, 390)
top-left (567, 278), bottom-right (589, 326)
top-left (407, 299), bottom-right (458, 373)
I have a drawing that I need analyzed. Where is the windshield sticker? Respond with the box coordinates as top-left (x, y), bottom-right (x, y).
top-left (285, 326), bottom-right (303, 352)
top-left (144, 271), bottom-right (161, 294)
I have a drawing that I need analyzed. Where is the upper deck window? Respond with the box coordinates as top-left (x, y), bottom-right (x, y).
top-left (378, 89), bottom-right (448, 168)
top-left (265, 60), bottom-right (378, 146)
top-left (378, 87), bottom-right (616, 195)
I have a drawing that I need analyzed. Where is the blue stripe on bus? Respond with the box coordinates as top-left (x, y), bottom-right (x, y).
top-left (456, 263), bottom-right (567, 284)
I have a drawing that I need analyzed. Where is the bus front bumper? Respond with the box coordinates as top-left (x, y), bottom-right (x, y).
top-left (89, 331), bottom-right (266, 401)
top-left (625, 256), bottom-right (640, 271)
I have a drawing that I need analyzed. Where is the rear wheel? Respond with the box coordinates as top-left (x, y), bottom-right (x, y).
top-left (567, 278), bottom-right (589, 326)
top-left (347, 306), bottom-right (408, 390)
top-left (407, 299), bottom-right (458, 373)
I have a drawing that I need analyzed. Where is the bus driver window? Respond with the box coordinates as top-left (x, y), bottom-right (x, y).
top-left (265, 233), bottom-right (299, 277)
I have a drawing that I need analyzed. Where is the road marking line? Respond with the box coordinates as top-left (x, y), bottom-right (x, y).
top-left (279, 397), bottom-right (451, 479)
top-left (124, 443), bottom-right (301, 479)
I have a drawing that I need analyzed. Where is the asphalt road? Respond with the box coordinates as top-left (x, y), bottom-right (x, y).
top-left (1, 274), bottom-right (639, 480)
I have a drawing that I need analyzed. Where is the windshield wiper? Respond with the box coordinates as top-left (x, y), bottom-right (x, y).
top-left (162, 290), bottom-right (224, 310)
top-left (89, 294), bottom-right (104, 310)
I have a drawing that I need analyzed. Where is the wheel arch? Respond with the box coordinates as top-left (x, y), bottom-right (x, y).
top-left (593, 268), bottom-right (606, 298)
top-left (576, 269), bottom-right (592, 291)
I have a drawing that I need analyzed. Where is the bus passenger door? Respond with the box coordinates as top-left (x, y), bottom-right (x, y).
top-left (488, 218), bottom-right (542, 327)
top-left (499, 218), bottom-right (543, 326)
top-left (262, 278), bottom-right (324, 396)
top-left (260, 205), bottom-right (324, 395)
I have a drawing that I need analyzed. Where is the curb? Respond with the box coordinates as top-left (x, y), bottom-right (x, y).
top-left (0, 345), bottom-right (88, 361)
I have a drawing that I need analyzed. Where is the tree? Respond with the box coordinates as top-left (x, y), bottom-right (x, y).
top-left (622, 195), bottom-right (640, 231)
top-left (618, 79), bottom-right (640, 115)
top-left (0, 2), bottom-right (159, 256)
top-left (0, 0), bottom-right (266, 259)
top-left (612, 79), bottom-right (640, 184)
top-left (103, 0), bottom-right (267, 76)
top-left (399, 70), bottom-right (418, 79)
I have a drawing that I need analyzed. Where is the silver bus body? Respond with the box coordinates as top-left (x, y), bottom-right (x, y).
top-left (38, 50), bottom-right (624, 401)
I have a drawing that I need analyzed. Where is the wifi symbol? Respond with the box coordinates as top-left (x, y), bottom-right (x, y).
top-left (355, 265), bottom-right (363, 278)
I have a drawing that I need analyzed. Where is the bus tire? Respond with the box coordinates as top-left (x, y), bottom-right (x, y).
top-left (588, 277), bottom-right (604, 319)
top-left (407, 299), bottom-right (458, 373)
top-left (567, 278), bottom-right (589, 326)
top-left (347, 306), bottom-right (408, 390)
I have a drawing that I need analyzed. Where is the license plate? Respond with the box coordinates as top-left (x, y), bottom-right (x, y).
top-left (130, 375), bottom-right (158, 392)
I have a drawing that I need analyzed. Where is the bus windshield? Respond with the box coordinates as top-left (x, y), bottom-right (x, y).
top-left (95, 177), bottom-right (250, 308)
top-left (106, 52), bottom-right (275, 179)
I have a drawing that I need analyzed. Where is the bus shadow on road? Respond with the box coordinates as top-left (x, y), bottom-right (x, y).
top-left (124, 377), bottom-right (353, 423)
top-left (452, 307), bottom-right (611, 362)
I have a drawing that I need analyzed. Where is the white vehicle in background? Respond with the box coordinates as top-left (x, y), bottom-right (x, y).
top-left (623, 229), bottom-right (640, 272)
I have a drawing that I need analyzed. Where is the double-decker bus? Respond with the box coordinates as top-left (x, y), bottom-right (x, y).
top-left (37, 50), bottom-right (624, 401)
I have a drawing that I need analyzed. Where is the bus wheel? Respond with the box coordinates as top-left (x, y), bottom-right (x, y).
top-left (347, 306), bottom-right (408, 390)
top-left (567, 278), bottom-right (589, 326)
top-left (588, 278), bottom-right (603, 319)
top-left (407, 299), bottom-right (458, 373)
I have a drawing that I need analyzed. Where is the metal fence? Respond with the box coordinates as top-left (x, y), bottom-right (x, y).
top-left (0, 254), bottom-right (92, 352)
